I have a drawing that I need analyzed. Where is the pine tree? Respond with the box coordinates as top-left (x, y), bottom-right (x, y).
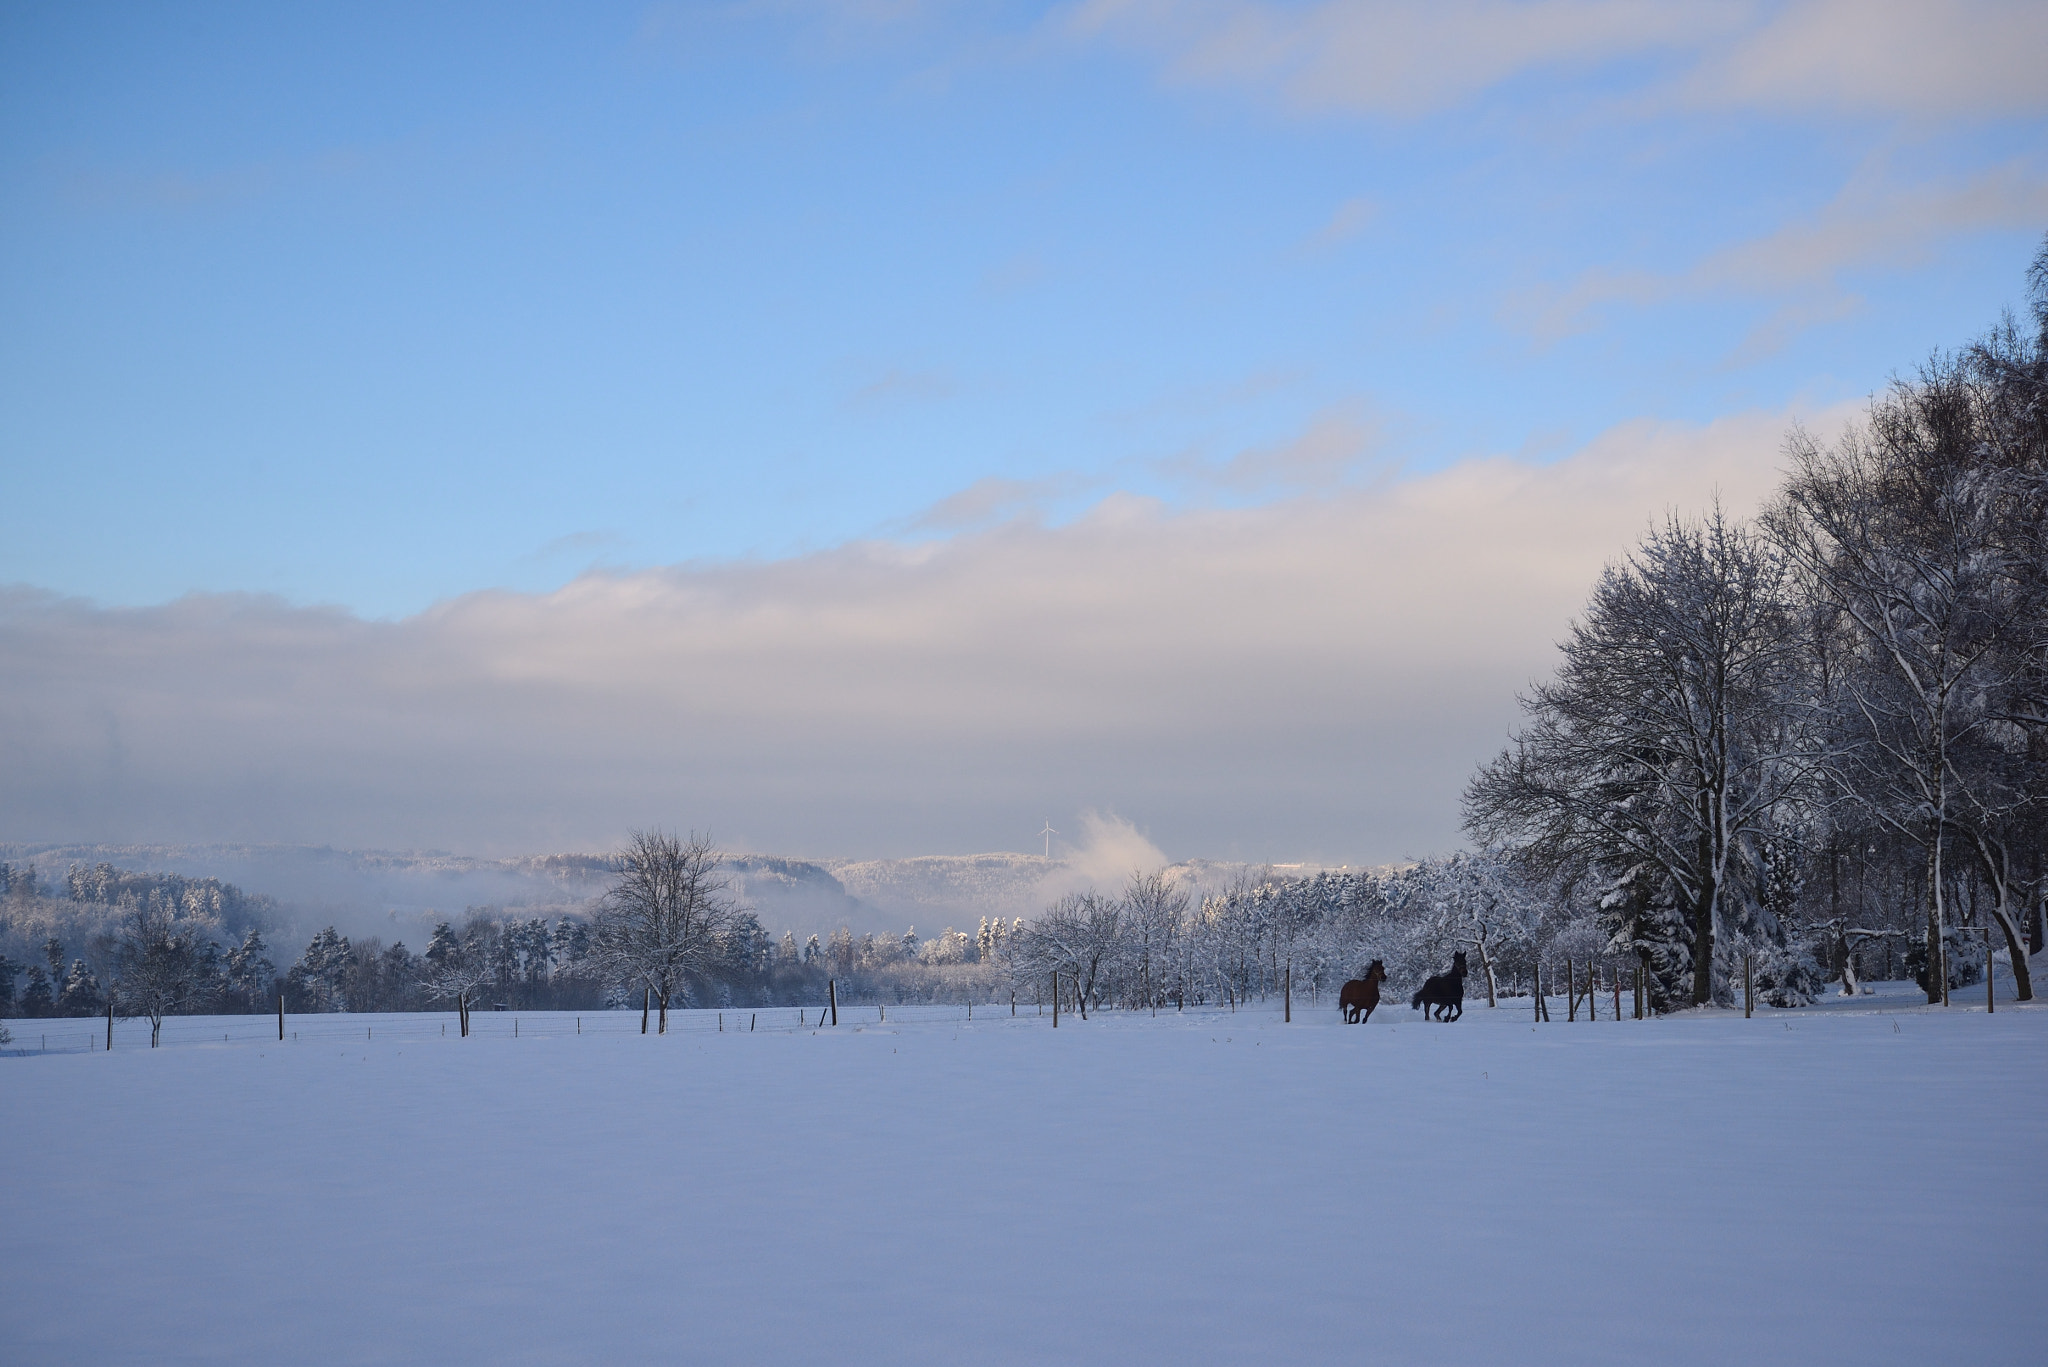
top-left (58, 959), bottom-right (102, 1016)
top-left (287, 927), bottom-right (354, 1011)
top-left (551, 917), bottom-right (589, 966)
top-left (1596, 863), bottom-right (1691, 1012)
top-left (20, 966), bottom-right (54, 1016)
top-left (226, 929), bottom-right (277, 1010)
top-left (425, 921), bottom-right (460, 965)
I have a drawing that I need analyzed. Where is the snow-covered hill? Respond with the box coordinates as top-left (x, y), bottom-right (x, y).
top-left (0, 841), bottom-right (1388, 945)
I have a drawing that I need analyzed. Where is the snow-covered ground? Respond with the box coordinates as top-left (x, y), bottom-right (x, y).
top-left (5, 981), bottom-right (2043, 1364)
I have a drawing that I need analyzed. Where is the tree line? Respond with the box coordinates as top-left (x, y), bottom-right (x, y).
top-left (1464, 238), bottom-right (2048, 1009)
top-left (0, 840), bottom-right (1015, 1031)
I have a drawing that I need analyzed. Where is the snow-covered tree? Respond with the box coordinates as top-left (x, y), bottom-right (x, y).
top-left (225, 929), bottom-right (277, 1011)
top-left (110, 899), bottom-right (211, 1046)
top-left (1466, 506), bottom-right (1822, 1006)
top-left (418, 920), bottom-right (495, 1024)
top-left (20, 965), bottom-right (54, 1016)
top-left (57, 958), bottom-right (102, 1016)
top-left (286, 927), bottom-right (354, 1011)
top-left (1382, 853), bottom-right (1542, 1007)
top-left (587, 830), bottom-right (740, 1032)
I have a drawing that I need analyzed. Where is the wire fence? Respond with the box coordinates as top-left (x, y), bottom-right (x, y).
top-left (13, 980), bottom-right (1955, 1058)
top-left (1, 997), bottom-right (1092, 1055)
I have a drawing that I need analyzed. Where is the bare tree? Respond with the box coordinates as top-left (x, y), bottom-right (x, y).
top-left (418, 920), bottom-right (494, 1033)
top-left (1007, 891), bottom-right (1121, 1016)
top-left (108, 898), bottom-right (210, 1047)
top-left (1121, 870), bottom-right (1188, 1013)
top-left (589, 830), bottom-right (739, 1032)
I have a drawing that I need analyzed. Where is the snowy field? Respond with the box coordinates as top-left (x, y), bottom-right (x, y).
top-left (5, 982), bottom-right (2044, 1365)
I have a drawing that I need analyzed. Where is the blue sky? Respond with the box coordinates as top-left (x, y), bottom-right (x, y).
top-left (2, 2), bottom-right (2044, 860)
top-left (6, 0), bottom-right (2041, 617)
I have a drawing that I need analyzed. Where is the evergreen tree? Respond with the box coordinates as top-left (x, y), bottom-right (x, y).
top-left (58, 959), bottom-right (103, 1016)
top-left (225, 930), bottom-right (277, 1010)
top-left (551, 917), bottom-right (589, 967)
top-left (1596, 863), bottom-right (1691, 1012)
top-left (20, 965), bottom-right (54, 1015)
top-left (425, 921), bottom-right (460, 965)
top-left (287, 927), bottom-right (354, 1011)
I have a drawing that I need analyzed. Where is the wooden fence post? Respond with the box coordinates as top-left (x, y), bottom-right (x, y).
top-left (1743, 954), bottom-right (1753, 1018)
top-left (829, 978), bottom-right (838, 1026)
top-left (1052, 972), bottom-right (1059, 1028)
top-left (1284, 965), bottom-right (1292, 1023)
top-left (1986, 938), bottom-right (1995, 1014)
top-left (641, 987), bottom-right (650, 1034)
top-left (1533, 963), bottom-right (1542, 1022)
top-left (278, 990), bottom-right (285, 1041)
top-left (1566, 957), bottom-right (1575, 1021)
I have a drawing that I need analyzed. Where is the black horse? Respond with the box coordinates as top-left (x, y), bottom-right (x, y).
top-left (1411, 951), bottom-right (1468, 1021)
top-left (1338, 961), bottom-right (1387, 1023)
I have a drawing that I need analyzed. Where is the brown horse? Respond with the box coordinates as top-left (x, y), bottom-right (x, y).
top-left (1339, 961), bottom-right (1387, 1023)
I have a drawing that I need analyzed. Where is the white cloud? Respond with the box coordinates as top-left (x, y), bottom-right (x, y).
top-left (1155, 409), bottom-right (1380, 491)
top-left (1684, 0), bottom-right (2048, 118)
top-left (0, 401), bottom-right (1851, 864)
top-left (1302, 195), bottom-right (1379, 252)
top-left (1064, 0), bottom-right (1727, 115)
top-left (1507, 159), bottom-right (2048, 349)
top-left (1060, 0), bottom-right (2048, 120)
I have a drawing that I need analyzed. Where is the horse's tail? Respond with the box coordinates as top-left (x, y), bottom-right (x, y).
top-left (1410, 986), bottom-right (1425, 1009)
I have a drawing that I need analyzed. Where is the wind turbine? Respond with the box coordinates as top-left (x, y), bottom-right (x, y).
top-left (1038, 820), bottom-right (1058, 860)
